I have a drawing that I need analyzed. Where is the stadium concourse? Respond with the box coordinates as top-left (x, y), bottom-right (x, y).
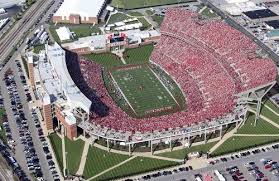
top-left (65, 8), bottom-right (277, 152)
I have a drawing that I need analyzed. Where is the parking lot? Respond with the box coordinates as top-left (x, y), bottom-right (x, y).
top-left (135, 143), bottom-right (279, 181)
top-left (0, 58), bottom-right (61, 181)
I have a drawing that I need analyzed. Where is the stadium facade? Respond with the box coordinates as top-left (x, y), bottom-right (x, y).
top-left (29, 8), bottom-right (277, 154)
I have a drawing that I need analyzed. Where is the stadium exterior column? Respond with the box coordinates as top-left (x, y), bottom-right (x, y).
top-left (204, 128), bottom-right (207, 143)
top-left (151, 140), bottom-right (153, 155)
top-left (254, 98), bottom-right (262, 126)
top-left (169, 137), bottom-right (172, 151)
top-left (187, 133), bottom-right (190, 147)
top-left (219, 125), bottom-right (222, 139)
top-left (107, 139), bottom-right (110, 152)
top-left (235, 120), bottom-right (239, 132)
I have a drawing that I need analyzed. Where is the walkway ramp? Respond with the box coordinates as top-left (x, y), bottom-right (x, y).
top-left (76, 141), bottom-right (90, 175)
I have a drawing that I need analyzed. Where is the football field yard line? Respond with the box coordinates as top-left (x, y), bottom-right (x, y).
top-left (109, 72), bottom-right (138, 115)
top-left (148, 66), bottom-right (180, 107)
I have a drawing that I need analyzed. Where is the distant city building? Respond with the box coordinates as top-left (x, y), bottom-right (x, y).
top-left (52, 0), bottom-right (107, 24)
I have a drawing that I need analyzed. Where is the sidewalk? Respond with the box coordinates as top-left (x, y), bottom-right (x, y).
top-left (87, 156), bottom-right (136, 181)
top-left (209, 127), bottom-right (237, 153)
top-left (76, 141), bottom-right (90, 175)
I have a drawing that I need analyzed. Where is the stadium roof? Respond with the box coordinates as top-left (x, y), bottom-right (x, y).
top-left (54, 0), bottom-right (106, 18)
top-left (46, 43), bottom-right (92, 113)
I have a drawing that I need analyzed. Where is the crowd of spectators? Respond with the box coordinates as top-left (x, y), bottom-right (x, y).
top-left (66, 8), bottom-right (276, 135)
top-left (159, 8), bottom-right (277, 93)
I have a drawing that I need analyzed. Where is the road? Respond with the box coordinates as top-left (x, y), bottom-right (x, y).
top-left (0, 0), bottom-right (53, 63)
top-left (0, 155), bottom-right (14, 181)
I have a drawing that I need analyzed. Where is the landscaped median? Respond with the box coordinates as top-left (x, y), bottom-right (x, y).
top-left (0, 108), bottom-right (7, 144)
top-left (49, 134), bottom-right (63, 171)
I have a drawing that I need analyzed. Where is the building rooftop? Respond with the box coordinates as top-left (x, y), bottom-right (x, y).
top-left (267, 29), bottom-right (279, 37)
top-left (46, 43), bottom-right (92, 113)
top-left (54, 0), bottom-right (106, 18)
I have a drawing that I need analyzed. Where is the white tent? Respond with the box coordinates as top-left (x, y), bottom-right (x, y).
top-left (56, 27), bottom-right (72, 41)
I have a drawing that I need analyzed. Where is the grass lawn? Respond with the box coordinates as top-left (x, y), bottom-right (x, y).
top-left (49, 134), bottom-right (63, 170)
top-left (157, 141), bottom-right (217, 159)
top-left (123, 44), bottom-right (154, 64)
top-left (96, 156), bottom-right (178, 181)
top-left (65, 138), bottom-right (85, 175)
top-left (259, 105), bottom-right (279, 125)
top-left (33, 44), bottom-right (45, 54)
top-left (111, 64), bottom-right (178, 117)
top-left (70, 25), bottom-right (101, 38)
top-left (111, 0), bottom-right (195, 9)
top-left (264, 99), bottom-right (279, 114)
top-left (0, 108), bottom-right (7, 144)
top-left (48, 26), bottom-right (61, 43)
top-left (83, 53), bottom-right (124, 68)
top-left (200, 7), bottom-right (218, 18)
top-left (211, 136), bottom-right (279, 156)
top-left (138, 17), bottom-right (152, 30)
top-left (108, 13), bottom-right (130, 24)
top-left (83, 146), bottom-right (129, 179)
top-left (237, 114), bottom-right (279, 135)
top-left (128, 11), bottom-right (144, 17)
top-left (151, 15), bottom-right (164, 26)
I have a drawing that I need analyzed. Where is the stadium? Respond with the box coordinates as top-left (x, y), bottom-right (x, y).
top-left (36, 8), bottom-right (277, 154)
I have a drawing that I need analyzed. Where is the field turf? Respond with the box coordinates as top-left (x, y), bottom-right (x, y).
top-left (0, 109), bottom-right (7, 144)
top-left (123, 44), bottom-right (154, 64)
top-left (110, 64), bottom-right (178, 117)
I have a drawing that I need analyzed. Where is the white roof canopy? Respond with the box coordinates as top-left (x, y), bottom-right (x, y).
top-left (54, 0), bottom-right (106, 18)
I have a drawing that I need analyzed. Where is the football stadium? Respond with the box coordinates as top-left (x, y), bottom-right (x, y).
top-left (32, 8), bottom-right (277, 155)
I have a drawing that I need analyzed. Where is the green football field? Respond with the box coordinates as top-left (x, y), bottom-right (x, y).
top-left (110, 64), bottom-right (178, 117)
